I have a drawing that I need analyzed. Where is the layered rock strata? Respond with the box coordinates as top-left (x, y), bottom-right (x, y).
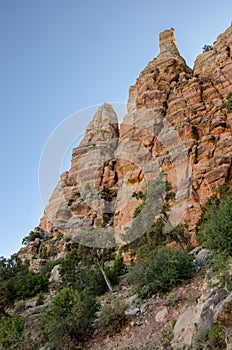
top-left (19, 26), bottom-right (232, 260)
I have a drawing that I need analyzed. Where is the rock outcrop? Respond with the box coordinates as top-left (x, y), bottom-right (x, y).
top-left (19, 26), bottom-right (232, 260)
top-left (125, 26), bottom-right (232, 235)
top-left (42, 103), bottom-right (118, 247)
top-left (16, 25), bottom-right (232, 350)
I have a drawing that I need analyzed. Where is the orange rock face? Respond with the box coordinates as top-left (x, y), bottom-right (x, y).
top-left (123, 26), bottom-right (232, 235)
top-left (22, 26), bottom-right (232, 260)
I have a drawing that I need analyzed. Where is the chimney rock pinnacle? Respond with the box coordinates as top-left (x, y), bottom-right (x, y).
top-left (159, 28), bottom-right (179, 55)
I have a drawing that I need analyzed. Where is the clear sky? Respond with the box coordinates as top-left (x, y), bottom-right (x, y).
top-left (1, 0), bottom-right (232, 258)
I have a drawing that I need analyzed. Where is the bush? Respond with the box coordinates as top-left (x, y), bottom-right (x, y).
top-left (212, 253), bottom-right (232, 291)
top-left (0, 256), bottom-right (49, 313)
top-left (14, 269), bottom-right (48, 299)
top-left (222, 92), bottom-right (232, 113)
top-left (36, 292), bottom-right (45, 306)
top-left (193, 324), bottom-right (226, 350)
top-left (60, 253), bottom-right (108, 296)
top-left (22, 230), bottom-right (44, 245)
top-left (197, 191), bottom-right (232, 255)
top-left (105, 257), bottom-right (126, 285)
top-left (0, 312), bottom-right (25, 350)
top-left (202, 44), bottom-right (213, 52)
top-left (126, 247), bottom-right (194, 298)
top-left (99, 294), bottom-right (128, 335)
top-left (59, 247), bottom-right (125, 296)
top-left (40, 259), bottom-right (61, 278)
top-left (208, 324), bottom-right (226, 348)
top-left (43, 288), bottom-right (98, 349)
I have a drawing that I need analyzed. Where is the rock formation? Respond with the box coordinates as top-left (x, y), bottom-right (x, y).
top-left (125, 26), bottom-right (232, 236)
top-left (15, 25), bottom-right (232, 350)
top-left (19, 26), bottom-right (232, 260)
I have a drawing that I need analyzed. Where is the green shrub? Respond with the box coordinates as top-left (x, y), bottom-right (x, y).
top-left (126, 247), bottom-right (194, 298)
top-left (124, 176), bottom-right (189, 254)
top-left (22, 230), bottom-right (44, 245)
top-left (212, 253), bottom-right (232, 291)
top-left (208, 324), bottom-right (226, 348)
top-left (105, 257), bottom-right (126, 285)
top-left (197, 191), bottom-right (232, 255)
top-left (44, 288), bottom-right (98, 349)
top-left (59, 246), bottom-right (125, 296)
top-left (60, 254), bottom-right (108, 296)
top-left (99, 294), bottom-right (128, 335)
top-left (193, 324), bottom-right (226, 350)
top-left (0, 312), bottom-right (25, 350)
top-left (133, 203), bottom-right (145, 218)
top-left (222, 92), bottom-right (232, 113)
top-left (36, 292), bottom-right (45, 306)
top-left (202, 44), bottom-right (213, 52)
top-left (192, 327), bottom-right (209, 350)
top-left (0, 281), bottom-right (12, 315)
top-left (14, 269), bottom-right (48, 298)
top-left (0, 256), bottom-right (49, 313)
top-left (40, 259), bottom-right (61, 278)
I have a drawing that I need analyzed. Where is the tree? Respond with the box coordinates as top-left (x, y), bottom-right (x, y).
top-left (126, 175), bottom-right (188, 252)
top-left (0, 312), bottom-right (25, 350)
top-left (44, 288), bottom-right (98, 349)
top-left (59, 244), bottom-right (125, 295)
top-left (125, 247), bottom-right (194, 298)
top-left (0, 255), bottom-right (49, 314)
top-left (202, 44), bottom-right (213, 53)
top-left (197, 189), bottom-right (232, 255)
top-left (99, 294), bottom-right (128, 335)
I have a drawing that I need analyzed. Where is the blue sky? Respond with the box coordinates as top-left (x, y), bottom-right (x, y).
top-left (1, 0), bottom-right (232, 257)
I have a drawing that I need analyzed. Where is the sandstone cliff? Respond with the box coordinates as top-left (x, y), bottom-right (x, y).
top-left (14, 25), bottom-right (232, 350)
top-left (18, 26), bottom-right (232, 261)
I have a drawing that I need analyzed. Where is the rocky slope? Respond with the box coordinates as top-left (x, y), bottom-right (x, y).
top-left (85, 248), bottom-right (232, 350)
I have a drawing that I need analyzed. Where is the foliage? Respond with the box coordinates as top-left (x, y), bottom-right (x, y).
top-left (132, 190), bottom-right (146, 201)
top-left (125, 247), bottom-right (194, 298)
top-left (39, 246), bottom-right (48, 259)
top-left (208, 324), bottom-right (226, 348)
top-left (36, 292), bottom-right (45, 306)
top-left (0, 255), bottom-right (22, 312)
top-left (121, 218), bottom-right (166, 257)
top-left (99, 294), bottom-right (128, 335)
top-left (59, 244), bottom-right (125, 296)
top-left (197, 185), bottom-right (232, 291)
top-left (124, 175), bottom-right (181, 253)
top-left (0, 312), bottom-right (25, 350)
top-left (22, 230), bottom-right (44, 246)
top-left (196, 188), bottom-right (232, 255)
top-left (0, 255), bottom-right (49, 314)
top-left (59, 247), bottom-right (108, 295)
top-left (161, 320), bottom-right (176, 342)
top-left (14, 269), bottom-right (48, 298)
top-left (202, 44), bottom-right (213, 52)
top-left (221, 91), bottom-right (232, 113)
top-left (212, 253), bottom-right (232, 291)
top-left (43, 288), bottom-right (98, 349)
top-left (196, 195), bottom-right (220, 243)
top-left (192, 325), bottom-right (226, 350)
top-left (132, 190), bottom-right (148, 218)
top-left (40, 259), bottom-right (61, 278)
top-left (133, 203), bottom-right (145, 218)
top-left (123, 176), bottom-right (167, 244)
top-left (105, 256), bottom-right (126, 285)
top-left (192, 327), bottom-right (209, 350)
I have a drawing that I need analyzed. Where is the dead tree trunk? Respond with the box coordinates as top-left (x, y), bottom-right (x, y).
top-left (99, 264), bottom-right (113, 292)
